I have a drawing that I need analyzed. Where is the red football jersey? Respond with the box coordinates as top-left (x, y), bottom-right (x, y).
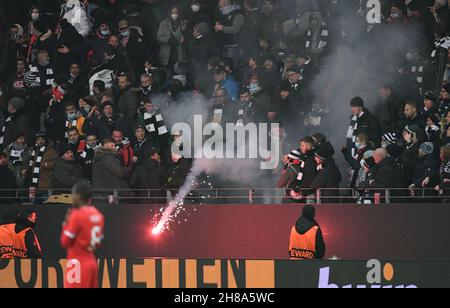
top-left (61, 206), bottom-right (104, 260)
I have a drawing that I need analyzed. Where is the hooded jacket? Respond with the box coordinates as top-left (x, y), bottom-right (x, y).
top-left (14, 217), bottom-right (41, 258)
top-left (294, 216), bottom-right (326, 259)
top-left (92, 147), bottom-right (131, 193)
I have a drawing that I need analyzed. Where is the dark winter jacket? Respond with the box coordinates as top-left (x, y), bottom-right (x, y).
top-left (118, 88), bottom-right (139, 122)
top-left (413, 154), bottom-right (440, 188)
top-left (13, 218), bottom-right (42, 258)
top-left (189, 34), bottom-right (212, 81)
top-left (401, 142), bottom-right (419, 185)
top-left (309, 159), bottom-right (342, 203)
top-left (376, 93), bottom-right (405, 133)
top-left (89, 115), bottom-right (132, 141)
top-left (53, 158), bottom-right (86, 190)
top-left (0, 165), bottom-right (17, 204)
top-left (349, 108), bottom-right (382, 148)
top-left (294, 216), bottom-right (326, 259)
top-left (133, 138), bottom-right (160, 166)
top-left (166, 158), bottom-right (192, 190)
top-left (92, 147), bottom-right (131, 194)
top-left (369, 157), bottom-right (404, 193)
top-left (2, 109), bottom-right (28, 147)
top-left (401, 115), bottom-right (425, 133)
top-left (131, 157), bottom-right (166, 203)
top-left (298, 151), bottom-right (318, 189)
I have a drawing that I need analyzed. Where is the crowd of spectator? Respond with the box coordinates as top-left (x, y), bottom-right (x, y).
top-left (1, 0), bottom-right (450, 204)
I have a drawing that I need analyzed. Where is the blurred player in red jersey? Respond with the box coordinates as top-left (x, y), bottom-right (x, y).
top-left (61, 182), bottom-right (104, 288)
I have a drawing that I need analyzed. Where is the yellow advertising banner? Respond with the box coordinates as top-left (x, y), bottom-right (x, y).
top-left (0, 259), bottom-right (275, 288)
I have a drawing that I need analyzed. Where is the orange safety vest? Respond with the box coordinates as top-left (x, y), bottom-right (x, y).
top-left (0, 224), bottom-right (39, 259)
top-left (289, 226), bottom-right (318, 260)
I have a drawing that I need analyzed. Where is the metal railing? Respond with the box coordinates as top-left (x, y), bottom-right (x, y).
top-left (0, 187), bottom-right (449, 205)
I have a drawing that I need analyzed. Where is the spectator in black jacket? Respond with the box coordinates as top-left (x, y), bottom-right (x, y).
top-left (189, 23), bottom-right (212, 84)
top-left (132, 124), bottom-right (160, 166)
top-left (370, 148), bottom-right (404, 199)
top-left (117, 73), bottom-right (139, 122)
top-left (346, 97), bottom-right (382, 158)
top-left (401, 124), bottom-right (425, 185)
top-left (377, 84), bottom-right (405, 133)
top-left (425, 113), bottom-right (442, 150)
top-left (89, 101), bottom-right (132, 141)
top-left (409, 142), bottom-right (440, 202)
top-left (1, 98), bottom-right (28, 148)
top-left (54, 19), bottom-right (87, 74)
top-left (309, 144), bottom-right (342, 203)
top-left (0, 152), bottom-right (17, 204)
top-left (297, 136), bottom-right (318, 191)
top-left (166, 151), bottom-right (192, 193)
top-left (131, 148), bottom-right (166, 204)
top-left (187, 1), bottom-right (211, 39)
top-left (402, 101), bottom-right (425, 133)
top-left (421, 91), bottom-right (438, 124)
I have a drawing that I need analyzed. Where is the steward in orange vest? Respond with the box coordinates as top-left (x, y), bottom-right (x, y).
top-left (289, 205), bottom-right (325, 260)
top-left (0, 208), bottom-right (42, 259)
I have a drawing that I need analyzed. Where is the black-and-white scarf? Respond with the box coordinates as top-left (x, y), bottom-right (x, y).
top-left (296, 160), bottom-right (306, 183)
top-left (29, 146), bottom-right (46, 187)
top-left (305, 23), bottom-right (328, 55)
top-left (0, 116), bottom-right (12, 149)
top-left (9, 145), bottom-right (25, 166)
top-left (29, 65), bottom-right (54, 87)
top-left (79, 144), bottom-right (98, 165)
top-left (143, 111), bottom-right (168, 136)
top-left (346, 113), bottom-right (363, 159)
top-left (411, 65), bottom-right (424, 96)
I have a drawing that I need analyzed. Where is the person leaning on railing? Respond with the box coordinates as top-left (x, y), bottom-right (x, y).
top-left (368, 149), bottom-right (405, 201)
top-left (305, 144), bottom-right (342, 203)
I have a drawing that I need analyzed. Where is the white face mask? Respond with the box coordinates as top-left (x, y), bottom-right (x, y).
top-left (220, 5), bottom-right (233, 15)
top-left (171, 14), bottom-right (179, 21)
top-left (191, 4), bottom-right (200, 13)
top-left (31, 13), bottom-right (40, 21)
